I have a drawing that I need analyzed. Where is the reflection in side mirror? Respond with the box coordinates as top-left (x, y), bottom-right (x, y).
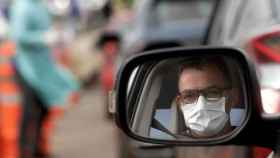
top-left (128, 56), bottom-right (247, 140)
top-left (115, 47), bottom-right (253, 145)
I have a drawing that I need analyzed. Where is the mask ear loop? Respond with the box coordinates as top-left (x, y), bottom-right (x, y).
top-left (221, 95), bottom-right (229, 113)
top-left (183, 116), bottom-right (196, 138)
top-left (222, 87), bottom-right (232, 112)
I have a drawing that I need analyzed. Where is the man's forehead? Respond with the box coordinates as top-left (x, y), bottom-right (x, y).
top-left (178, 66), bottom-right (227, 92)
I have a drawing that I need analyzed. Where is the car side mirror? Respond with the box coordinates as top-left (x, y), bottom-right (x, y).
top-left (114, 47), bottom-right (272, 147)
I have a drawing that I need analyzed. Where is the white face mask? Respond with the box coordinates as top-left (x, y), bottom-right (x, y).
top-left (180, 96), bottom-right (229, 137)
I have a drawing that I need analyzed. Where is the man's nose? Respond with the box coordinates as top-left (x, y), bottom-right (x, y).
top-left (196, 95), bottom-right (207, 108)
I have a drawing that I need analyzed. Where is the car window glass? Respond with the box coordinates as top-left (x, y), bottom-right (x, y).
top-left (154, 0), bottom-right (214, 24)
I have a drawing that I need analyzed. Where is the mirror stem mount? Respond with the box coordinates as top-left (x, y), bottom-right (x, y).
top-left (108, 90), bottom-right (116, 115)
top-left (272, 131), bottom-right (280, 158)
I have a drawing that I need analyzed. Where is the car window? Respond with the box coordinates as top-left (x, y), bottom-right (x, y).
top-left (154, 0), bottom-right (213, 24)
top-left (152, 0), bottom-right (214, 25)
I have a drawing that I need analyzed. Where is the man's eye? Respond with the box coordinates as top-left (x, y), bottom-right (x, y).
top-left (183, 92), bottom-right (197, 98)
top-left (184, 93), bottom-right (194, 98)
top-left (181, 92), bottom-right (198, 103)
top-left (206, 90), bottom-right (222, 99)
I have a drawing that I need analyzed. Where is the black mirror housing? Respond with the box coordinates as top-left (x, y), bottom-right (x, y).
top-left (114, 46), bottom-right (277, 148)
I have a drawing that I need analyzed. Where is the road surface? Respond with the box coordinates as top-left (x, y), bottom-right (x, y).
top-left (52, 87), bottom-right (120, 158)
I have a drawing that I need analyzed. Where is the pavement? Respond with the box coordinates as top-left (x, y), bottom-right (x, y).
top-left (52, 87), bottom-right (120, 158)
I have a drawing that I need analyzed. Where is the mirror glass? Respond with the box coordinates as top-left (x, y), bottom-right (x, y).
top-left (125, 55), bottom-right (248, 141)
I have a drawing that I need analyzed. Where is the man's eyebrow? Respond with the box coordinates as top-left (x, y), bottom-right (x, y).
top-left (183, 85), bottom-right (226, 91)
top-left (179, 84), bottom-right (229, 92)
top-left (180, 85), bottom-right (215, 92)
top-left (205, 85), bottom-right (223, 89)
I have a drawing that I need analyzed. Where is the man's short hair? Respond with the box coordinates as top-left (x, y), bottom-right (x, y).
top-left (178, 56), bottom-right (233, 88)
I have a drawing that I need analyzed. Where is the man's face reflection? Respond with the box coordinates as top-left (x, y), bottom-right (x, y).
top-left (176, 60), bottom-right (234, 138)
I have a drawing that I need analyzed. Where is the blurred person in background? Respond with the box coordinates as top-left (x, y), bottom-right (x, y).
top-left (10, 0), bottom-right (80, 157)
top-left (98, 35), bottom-right (119, 116)
top-left (69, 0), bottom-right (81, 32)
top-left (0, 0), bottom-right (11, 19)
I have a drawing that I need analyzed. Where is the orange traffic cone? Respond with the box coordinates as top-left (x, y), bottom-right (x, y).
top-left (0, 106), bottom-right (22, 158)
top-left (0, 41), bottom-right (22, 158)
